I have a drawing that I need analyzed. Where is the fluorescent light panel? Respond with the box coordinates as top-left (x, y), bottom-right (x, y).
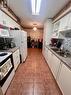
top-left (36, 0), bottom-right (42, 15)
top-left (31, 0), bottom-right (42, 15)
top-left (31, 0), bottom-right (36, 15)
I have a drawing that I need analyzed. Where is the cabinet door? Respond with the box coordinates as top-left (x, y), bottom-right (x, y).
top-left (51, 55), bottom-right (61, 79)
top-left (57, 63), bottom-right (71, 95)
top-left (20, 46), bottom-right (26, 62)
top-left (53, 21), bottom-right (60, 32)
top-left (44, 47), bottom-right (48, 62)
top-left (2, 12), bottom-right (7, 26)
top-left (59, 14), bottom-right (69, 31)
top-left (44, 47), bottom-right (47, 60)
top-left (0, 10), bottom-right (3, 24)
top-left (68, 13), bottom-right (71, 30)
top-left (2, 12), bottom-right (13, 27)
top-left (47, 50), bottom-right (52, 68)
top-left (13, 49), bottom-right (20, 70)
top-left (59, 17), bottom-right (65, 31)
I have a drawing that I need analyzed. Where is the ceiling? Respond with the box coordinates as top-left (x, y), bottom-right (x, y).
top-left (7, 0), bottom-right (70, 29)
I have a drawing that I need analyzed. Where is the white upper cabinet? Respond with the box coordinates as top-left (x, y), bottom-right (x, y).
top-left (2, 12), bottom-right (8, 26)
top-left (52, 20), bottom-right (64, 39)
top-left (0, 10), bottom-right (3, 24)
top-left (53, 21), bottom-right (60, 32)
top-left (52, 31), bottom-right (64, 39)
top-left (2, 12), bottom-right (13, 27)
top-left (0, 10), bottom-right (21, 29)
top-left (52, 12), bottom-right (71, 39)
top-left (59, 12), bottom-right (71, 31)
top-left (67, 13), bottom-right (71, 30)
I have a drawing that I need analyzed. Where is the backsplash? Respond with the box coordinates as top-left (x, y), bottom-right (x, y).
top-left (63, 38), bottom-right (71, 53)
top-left (0, 37), bottom-right (15, 50)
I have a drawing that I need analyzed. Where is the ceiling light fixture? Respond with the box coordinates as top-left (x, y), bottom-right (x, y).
top-left (31, 0), bottom-right (42, 15)
top-left (33, 26), bottom-right (37, 31)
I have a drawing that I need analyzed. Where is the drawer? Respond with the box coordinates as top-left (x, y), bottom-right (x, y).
top-left (13, 49), bottom-right (19, 57)
top-left (13, 49), bottom-right (20, 64)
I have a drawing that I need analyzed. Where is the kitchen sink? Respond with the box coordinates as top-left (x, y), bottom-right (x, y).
top-left (51, 47), bottom-right (59, 51)
top-left (57, 52), bottom-right (71, 57)
top-left (56, 51), bottom-right (65, 57)
top-left (51, 47), bottom-right (71, 58)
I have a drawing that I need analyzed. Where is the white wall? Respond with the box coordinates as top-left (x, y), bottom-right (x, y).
top-left (24, 28), bottom-right (43, 40)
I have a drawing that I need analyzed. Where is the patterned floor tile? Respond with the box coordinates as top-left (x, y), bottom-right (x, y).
top-left (5, 48), bottom-right (62, 95)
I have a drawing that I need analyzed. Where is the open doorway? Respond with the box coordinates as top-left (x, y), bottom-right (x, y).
top-left (26, 29), bottom-right (43, 49)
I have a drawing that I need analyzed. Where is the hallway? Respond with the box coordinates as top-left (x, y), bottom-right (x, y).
top-left (5, 48), bottom-right (62, 95)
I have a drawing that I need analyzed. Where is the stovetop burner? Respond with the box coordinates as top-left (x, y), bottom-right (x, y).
top-left (0, 53), bottom-right (8, 56)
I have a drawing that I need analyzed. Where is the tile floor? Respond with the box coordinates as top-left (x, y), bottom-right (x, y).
top-left (5, 48), bottom-right (62, 95)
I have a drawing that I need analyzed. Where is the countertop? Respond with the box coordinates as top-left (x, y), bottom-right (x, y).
top-left (6, 47), bottom-right (19, 53)
top-left (0, 52), bottom-right (12, 63)
top-left (45, 45), bottom-right (71, 70)
top-left (0, 47), bottom-right (19, 53)
top-left (0, 47), bottom-right (19, 63)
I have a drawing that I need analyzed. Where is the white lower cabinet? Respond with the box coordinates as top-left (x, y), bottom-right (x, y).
top-left (13, 49), bottom-right (20, 71)
top-left (51, 54), bottom-right (61, 79)
top-left (45, 48), bottom-right (71, 95)
top-left (47, 50), bottom-right (61, 79)
top-left (57, 63), bottom-right (71, 95)
top-left (2, 69), bottom-right (15, 95)
top-left (44, 47), bottom-right (48, 63)
top-left (47, 49), bottom-right (52, 67)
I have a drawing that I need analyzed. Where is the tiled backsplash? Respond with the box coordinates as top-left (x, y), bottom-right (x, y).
top-left (63, 38), bottom-right (71, 53)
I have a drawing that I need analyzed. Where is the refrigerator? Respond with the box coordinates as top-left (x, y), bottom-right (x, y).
top-left (9, 30), bottom-right (27, 63)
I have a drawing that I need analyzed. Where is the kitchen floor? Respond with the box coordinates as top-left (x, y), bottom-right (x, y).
top-left (5, 48), bottom-right (62, 95)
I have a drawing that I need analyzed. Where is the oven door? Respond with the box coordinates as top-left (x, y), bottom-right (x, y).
top-left (0, 58), bottom-right (12, 80)
top-left (0, 56), bottom-right (13, 87)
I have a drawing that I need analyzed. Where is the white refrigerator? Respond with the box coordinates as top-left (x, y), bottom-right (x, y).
top-left (9, 30), bottom-right (27, 63)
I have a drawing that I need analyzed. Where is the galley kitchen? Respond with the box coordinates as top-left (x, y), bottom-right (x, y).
top-left (0, 0), bottom-right (71, 95)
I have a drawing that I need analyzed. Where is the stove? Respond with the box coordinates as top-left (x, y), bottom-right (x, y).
top-left (0, 52), bottom-right (14, 86)
top-left (0, 52), bottom-right (12, 63)
top-left (0, 53), bottom-right (7, 56)
top-left (0, 51), bottom-right (14, 94)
